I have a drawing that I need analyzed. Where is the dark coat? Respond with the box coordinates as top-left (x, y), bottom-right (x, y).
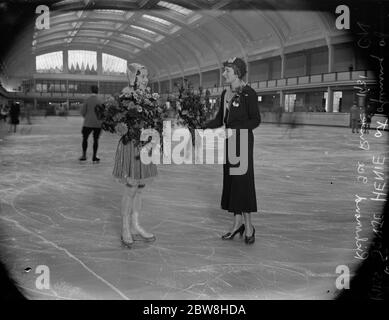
top-left (205, 85), bottom-right (261, 213)
top-left (9, 103), bottom-right (20, 125)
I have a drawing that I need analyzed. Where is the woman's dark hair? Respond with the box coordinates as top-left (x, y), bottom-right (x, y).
top-left (223, 57), bottom-right (247, 79)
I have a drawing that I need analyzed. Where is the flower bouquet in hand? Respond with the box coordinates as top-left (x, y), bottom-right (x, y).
top-left (96, 87), bottom-right (168, 149)
top-left (175, 80), bottom-right (209, 146)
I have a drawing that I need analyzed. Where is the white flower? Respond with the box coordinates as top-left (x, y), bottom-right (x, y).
top-left (115, 122), bottom-right (128, 136)
top-left (152, 93), bottom-right (160, 100)
top-left (121, 86), bottom-right (133, 96)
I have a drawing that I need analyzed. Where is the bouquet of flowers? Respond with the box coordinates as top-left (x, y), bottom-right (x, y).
top-left (96, 87), bottom-right (168, 148)
top-left (175, 80), bottom-right (210, 145)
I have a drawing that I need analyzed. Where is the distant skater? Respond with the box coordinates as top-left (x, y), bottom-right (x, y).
top-left (79, 85), bottom-right (103, 163)
top-left (8, 102), bottom-right (20, 133)
top-left (0, 105), bottom-right (8, 123)
top-left (350, 102), bottom-right (360, 133)
top-left (281, 112), bottom-right (302, 138)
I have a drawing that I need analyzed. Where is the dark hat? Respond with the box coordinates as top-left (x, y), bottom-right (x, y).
top-left (223, 57), bottom-right (247, 79)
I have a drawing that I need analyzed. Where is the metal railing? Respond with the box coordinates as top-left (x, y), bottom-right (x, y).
top-left (7, 70), bottom-right (376, 100)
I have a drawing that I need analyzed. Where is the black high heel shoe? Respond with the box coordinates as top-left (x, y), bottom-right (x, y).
top-left (245, 227), bottom-right (255, 245)
top-left (221, 224), bottom-right (245, 240)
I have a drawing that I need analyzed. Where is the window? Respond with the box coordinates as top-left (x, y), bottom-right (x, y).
top-left (22, 80), bottom-right (35, 93)
top-left (324, 91), bottom-right (343, 112)
top-left (68, 81), bottom-right (78, 93)
top-left (102, 54), bottom-right (127, 76)
top-left (68, 50), bottom-right (97, 75)
top-left (284, 94), bottom-right (296, 112)
top-left (36, 51), bottom-right (63, 73)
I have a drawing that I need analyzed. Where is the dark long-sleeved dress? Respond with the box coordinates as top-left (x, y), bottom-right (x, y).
top-left (205, 85), bottom-right (261, 213)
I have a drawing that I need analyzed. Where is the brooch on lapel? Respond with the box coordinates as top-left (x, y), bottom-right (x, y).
top-left (231, 94), bottom-right (240, 107)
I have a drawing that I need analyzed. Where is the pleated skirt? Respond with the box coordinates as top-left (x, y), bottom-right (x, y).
top-left (113, 140), bottom-right (158, 186)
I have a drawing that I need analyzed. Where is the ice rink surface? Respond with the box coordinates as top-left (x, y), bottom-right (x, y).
top-left (0, 116), bottom-right (387, 300)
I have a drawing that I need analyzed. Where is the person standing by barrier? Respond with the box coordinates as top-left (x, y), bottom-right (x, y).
top-left (0, 104), bottom-right (8, 123)
top-left (79, 85), bottom-right (102, 163)
top-left (350, 101), bottom-right (360, 133)
top-left (8, 102), bottom-right (20, 133)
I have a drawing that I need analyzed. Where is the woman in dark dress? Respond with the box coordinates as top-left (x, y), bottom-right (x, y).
top-left (205, 57), bottom-right (261, 244)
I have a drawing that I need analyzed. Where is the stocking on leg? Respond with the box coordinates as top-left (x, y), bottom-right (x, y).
top-left (121, 185), bottom-right (136, 247)
top-left (130, 185), bottom-right (156, 242)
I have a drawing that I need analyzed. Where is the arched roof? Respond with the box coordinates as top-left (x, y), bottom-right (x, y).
top-left (5, 0), bottom-right (349, 81)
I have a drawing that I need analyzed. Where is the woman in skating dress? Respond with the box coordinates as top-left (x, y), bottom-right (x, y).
top-left (113, 63), bottom-right (157, 248)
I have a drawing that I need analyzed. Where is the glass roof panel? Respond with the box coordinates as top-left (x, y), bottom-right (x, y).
top-left (120, 34), bottom-right (142, 41)
top-left (120, 34), bottom-right (151, 48)
top-left (53, 0), bottom-right (80, 7)
top-left (142, 14), bottom-right (172, 26)
top-left (94, 9), bottom-right (126, 15)
top-left (188, 14), bottom-right (202, 24)
top-left (109, 42), bottom-right (139, 54)
top-left (84, 21), bottom-right (118, 28)
top-left (157, 1), bottom-right (192, 15)
top-left (130, 25), bottom-right (157, 35)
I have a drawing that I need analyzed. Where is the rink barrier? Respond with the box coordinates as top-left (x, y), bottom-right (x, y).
top-left (260, 112), bottom-right (387, 129)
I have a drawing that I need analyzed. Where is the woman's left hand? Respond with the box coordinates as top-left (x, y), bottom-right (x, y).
top-left (217, 128), bottom-right (233, 139)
